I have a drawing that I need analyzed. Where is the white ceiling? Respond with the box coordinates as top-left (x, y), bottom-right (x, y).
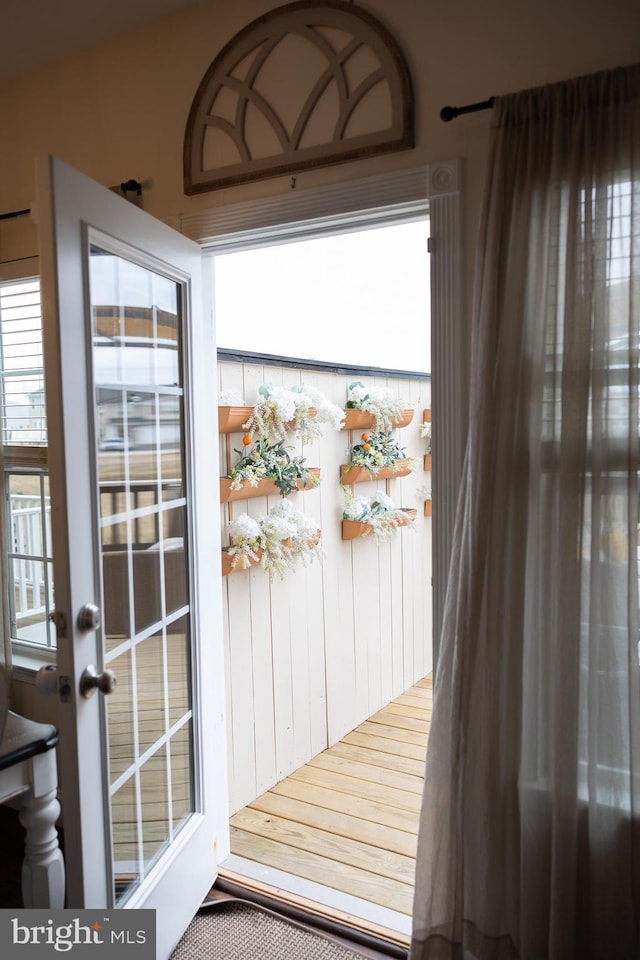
top-left (0, 0), bottom-right (205, 84)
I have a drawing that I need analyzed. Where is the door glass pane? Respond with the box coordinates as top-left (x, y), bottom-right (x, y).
top-left (140, 747), bottom-right (170, 867)
top-left (170, 721), bottom-right (193, 830)
top-left (89, 244), bottom-right (194, 906)
top-left (111, 775), bottom-right (140, 902)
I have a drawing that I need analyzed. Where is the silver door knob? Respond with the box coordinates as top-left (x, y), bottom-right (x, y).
top-left (77, 603), bottom-right (101, 632)
top-left (79, 664), bottom-right (117, 699)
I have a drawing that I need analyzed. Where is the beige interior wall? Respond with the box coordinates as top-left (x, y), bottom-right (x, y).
top-left (1, 0), bottom-right (638, 266)
top-left (3, 0), bottom-right (640, 719)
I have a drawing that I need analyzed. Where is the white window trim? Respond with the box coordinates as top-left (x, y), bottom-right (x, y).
top-left (176, 162), bottom-right (466, 669)
top-left (1, 265), bottom-right (52, 676)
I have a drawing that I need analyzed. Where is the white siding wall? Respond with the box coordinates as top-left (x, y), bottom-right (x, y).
top-left (218, 361), bottom-right (432, 813)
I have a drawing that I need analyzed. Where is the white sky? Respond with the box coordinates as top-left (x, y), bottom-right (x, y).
top-left (212, 219), bottom-right (431, 373)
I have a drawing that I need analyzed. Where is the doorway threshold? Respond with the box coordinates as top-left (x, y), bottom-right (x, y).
top-left (220, 675), bottom-right (432, 949)
top-left (218, 856), bottom-right (411, 945)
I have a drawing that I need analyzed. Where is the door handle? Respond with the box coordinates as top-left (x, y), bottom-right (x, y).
top-left (79, 664), bottom-right (117, 699)
top-left (77, 603), bottom-right (101, 632)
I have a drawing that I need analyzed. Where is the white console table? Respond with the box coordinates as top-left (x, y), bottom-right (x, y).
top-left (0, 711), bottom-right (65, 908)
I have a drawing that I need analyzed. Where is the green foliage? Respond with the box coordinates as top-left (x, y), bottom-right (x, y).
top-left (229, 438), bottom-right (319, 497)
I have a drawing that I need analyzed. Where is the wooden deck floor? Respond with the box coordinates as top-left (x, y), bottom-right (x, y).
top-left (227, 675), bottom-right (432, 923)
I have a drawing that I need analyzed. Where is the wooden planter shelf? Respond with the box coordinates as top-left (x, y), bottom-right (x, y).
top-left (340, 460), bottom-right (413, 485)
top-left (218, 406), bottom-right (317, 434)
top-left (424, 500), bottom-right (432, 517)
top-left (221, 547), bottom-right (263, 575)
top-left (342, 509), bottom-right (417, 541)
top-left (217, 406), bottom-right (254, 433)
top-left (221, 530), bottom-right (321, 576)
top-left (341, 408), bottom-right (414, 431)
top-left (220, 469), bottom-right (320, 503)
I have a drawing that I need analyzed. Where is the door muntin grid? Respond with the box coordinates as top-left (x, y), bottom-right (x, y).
top-left (88, 243), bottom-right (195, 905)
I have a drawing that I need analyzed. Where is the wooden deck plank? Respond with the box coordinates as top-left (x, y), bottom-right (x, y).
top-left (230, 829), bottom-right (415, 915)
top-left (290, 764), bottom-right (422, 813)
top-left (356, 719), bottom-right (428, 746)
top-left (342, 729), bottom-right (427, 761)
top-left (307, 751), bottom-right (424, 795)
top-left (271, 777), bottom-right (420, 834)
top-left (230, 807), bottom-right (416, 884)
top-left (393, 688), bottom-right (433, 711)
top-left (383, 702), bottom-right (432, 720)
top-left (398, 686), bottom-right (432, 701)
top-left (247, 792), bottom-right (419, 858)
top-left (327, 740), bottom-right (426, 777)
top-left (368, 711), bottom-right (430, 734)
top-left (228, 674), bottom-right (433, 924)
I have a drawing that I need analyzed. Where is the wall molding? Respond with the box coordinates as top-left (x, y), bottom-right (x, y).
top-left (175, 165), bottom-right (429, 248)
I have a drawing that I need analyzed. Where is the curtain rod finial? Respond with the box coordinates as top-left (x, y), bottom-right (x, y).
top-left (440, 97), bottom-right (495, 122)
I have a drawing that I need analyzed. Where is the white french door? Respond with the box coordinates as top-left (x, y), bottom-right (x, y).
top-left (36, 156), bottom-right (228, 956)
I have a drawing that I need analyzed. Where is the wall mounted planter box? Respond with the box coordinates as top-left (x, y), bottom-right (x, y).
top-left (340, 460), bottom-right (413, 485)
top-left (424, 453), bottom-right (432, 471)
top-left (342, 508), bottom-right (417, 541)
top-left (424, 500), bottom-right (432, 517)
top-left (220, 468), bottom-right (320, 503)
top-left (341, 408), bottom-right (414, 431)
top-left (221, 547), bottom-right (262, 575)
top-left (218, 406), bottom-right (254, 433)
top-left (221, 530), bottom-right (321, 576)
top-left (218, 405), bottom-right (317, 434)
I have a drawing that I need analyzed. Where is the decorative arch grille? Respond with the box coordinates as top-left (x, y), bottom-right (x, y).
top-left (184, 0), bottom-right (414, 194)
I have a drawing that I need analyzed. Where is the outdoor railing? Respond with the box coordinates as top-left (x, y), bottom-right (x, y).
top-left (10, 493), bottom-right (51, 625)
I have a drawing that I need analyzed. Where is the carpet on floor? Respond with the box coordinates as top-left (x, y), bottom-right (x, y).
top-left (170, 900), bottom-right (400, 960)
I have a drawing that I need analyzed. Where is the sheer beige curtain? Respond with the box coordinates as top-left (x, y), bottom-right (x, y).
top-left (411, 64), bottom-right (640, 960)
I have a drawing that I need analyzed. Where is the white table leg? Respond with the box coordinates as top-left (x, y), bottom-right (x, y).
top-left (18, 750), bottom-right (65, 908)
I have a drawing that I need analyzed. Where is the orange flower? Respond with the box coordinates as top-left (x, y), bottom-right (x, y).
top-left (361, 432), bottom-right (370, 441)
top-left (363, 442), bottom-right (371, 451)
top-left (242, 434), bottom-right (252, 446)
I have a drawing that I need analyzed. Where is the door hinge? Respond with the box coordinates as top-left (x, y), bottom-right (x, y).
top-left (427, 237), bottom-right (435, 254)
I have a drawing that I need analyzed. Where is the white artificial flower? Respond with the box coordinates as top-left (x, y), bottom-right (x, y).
top-left (291, 512), bottom-right (317, 539)
top-left (268, 386), bottom-right (297, 424)
top-left (372, 489), bottom-right (394, 511)
top-left (348, 383), bottom-right (368, 404)
top-left (369, 385), bottom-right (392, 402)
top-left (261, 515), bottom-right (297, 541)
top-left (270, 498), bottom-right (294, 519)
top-left (228, 513), bottom-right (261, 542)
top-left (343, 496), bottom-right (368, 520)
top-left (305, 386), bottom-right (345, 430)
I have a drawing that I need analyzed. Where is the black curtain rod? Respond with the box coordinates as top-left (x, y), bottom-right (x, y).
top-left (440, 96), bottom-right (495, 122)
top-left (0, 208), bottom-right (30, 222)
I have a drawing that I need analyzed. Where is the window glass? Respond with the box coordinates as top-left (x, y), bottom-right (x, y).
top-left (0, 276), bottom-right (54, 653)
top-left (0, 278), bottom-right (46, 444)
